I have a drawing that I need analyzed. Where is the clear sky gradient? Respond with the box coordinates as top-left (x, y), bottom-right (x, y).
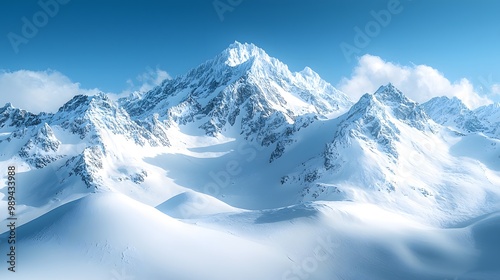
top-left (1, 0), bottom-right (499, 110)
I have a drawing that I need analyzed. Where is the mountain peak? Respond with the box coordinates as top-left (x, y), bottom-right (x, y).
top-left (0, 101), bottom-right (42, 128)
top-left (299, 67), bottom-right (320, 78)
top-left (422, 96), bottom-right (470, 116)
top-left (345, 84), bottom-right (429, 132)
top-left (1, 102), bottom-right (13, 110)
top-left (222, 41), bottom-right (270, 67)
top-left (374, 83), bottom-right (409, 103)
top-left (57, 93), bottom-right (111, 114)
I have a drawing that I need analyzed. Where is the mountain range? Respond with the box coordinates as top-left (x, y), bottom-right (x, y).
top-left (1, 42), bottom-right (500, 280)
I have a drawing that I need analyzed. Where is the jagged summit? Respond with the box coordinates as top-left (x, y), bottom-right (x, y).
top-left (56, 92), bottom-right (110, 114)
top-left (0, 101), bottom-right (42, 128)
top-left (221, 41), bottom-right (271, 67)
top-left (1, 102), bottom-right (13, 109)
top-left (346, 84), bottom-right (429, 131)
top-left (122, 42), bottom-right (352, 146)
top-left (49, 92), bottom-right (170, 148)
top-left (330, 85), bottom-right (431, 160)
top-left (373, 83), bottom-right (414, 105)
top-left (202, 41), bottom-right (293, 82)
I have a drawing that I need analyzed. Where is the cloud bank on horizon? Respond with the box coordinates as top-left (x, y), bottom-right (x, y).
top-left (0, 67), bottom-right (171, 113)
top-left (338, 54), bottom-right (496, 109)
top-left (0, 54), bottom-right (497, 113)
top-left (0, 70), bottom-right (100, 114)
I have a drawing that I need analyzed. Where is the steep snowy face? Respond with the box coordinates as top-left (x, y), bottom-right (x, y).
top-left (421, 96), bottom-right (485, 134)
top-left (0, 103), bottom-right (44, 131)
top-left (282, 85), bottom-right (425, 186)
top-left (370, 83), bottom-right (429, 130)
top-left (326, 84), bottom-right (430, 162)
top-left (475, 103), bottom-right (500, 138)
top-left (18, 123), bottom-right (62, 168)
top-left (0, 43), bottom-right (354, 222)
top-left (280, 84), bottom-right (500, 223)
top-left (51, 93), bottom-right (170, 147)
top-left (422, 97), bottom-right (500, 139)
top-left (34, 94), bottom-right (171, 193)
top-left (0, 93), bottom-right (174, 214)
top-left (0, 104), bottom-right (52, 161)
top-left (321, 84), bottom-right (430, 178)
top-left (122, 42), bottom-right (352, 147)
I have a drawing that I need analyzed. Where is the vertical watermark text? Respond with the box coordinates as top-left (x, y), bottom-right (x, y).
top-left (5, 165), bottom-right (17, 273)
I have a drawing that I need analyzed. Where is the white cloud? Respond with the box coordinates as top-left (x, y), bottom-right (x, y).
top-left (490, 84), bottom-right (500, 97)
top-left (136, 67), bottom-right (171, 92)
top-left (115, 67), bottom-right (172, 100)
top-left (0, 70), bottom-right (100, 114)
top-left (338, 55), bottom-right (492, 109)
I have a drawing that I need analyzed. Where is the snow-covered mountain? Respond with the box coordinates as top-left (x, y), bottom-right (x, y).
top-left (280, 84), bottom-right (500, 224)
top-left (1, 42), bottom-right (500, 280)
top-left (474, 102), bottom-right (500, 138)
top-left (422, 96), bottom-right (500, 138)
top-left (122, 42), bottom-right (352, 161)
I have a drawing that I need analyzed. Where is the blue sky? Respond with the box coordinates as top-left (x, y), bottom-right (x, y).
top-left (1, 0), bottom-right (499, 112)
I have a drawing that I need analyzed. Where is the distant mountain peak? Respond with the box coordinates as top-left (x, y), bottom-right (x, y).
top-left (427, 96), bottom-right (469, 110)
top-left (421, 96), bottom-right (486, 134)
top-left (1, 102), bottom-right (13, 110)
top-left (477, 102), bottom-right (500, 110)
top-left (473, 102), bottom-right (500, 138)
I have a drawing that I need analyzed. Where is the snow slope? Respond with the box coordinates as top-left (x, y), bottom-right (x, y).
top-left (1, 193), bottom-right (497, 280)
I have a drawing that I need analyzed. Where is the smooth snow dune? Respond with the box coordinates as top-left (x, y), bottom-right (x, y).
top-left (317, 203), bottom-right (479, 280)
top-left (458, 212), bottom-right (500, 279)
top-left (0, 192), bottom-right (290, 280)
top-left (156, 190), bottom-right (240, 218)
top-left (1, 193), bottom-right (499, 280)
top-left (191, 202), bottom-right (484, 280)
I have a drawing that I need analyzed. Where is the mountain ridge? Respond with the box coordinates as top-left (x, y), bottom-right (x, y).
top-left (1, 42), bottom-right (500, 280)
top-left (0, 42), bottom-right (499, 224)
